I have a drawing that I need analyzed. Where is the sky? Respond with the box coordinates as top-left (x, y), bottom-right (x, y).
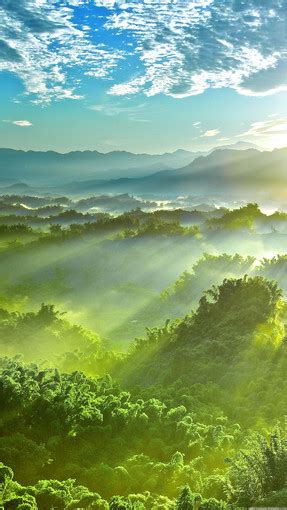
top-left (1, 0), bottom-right (287, 154)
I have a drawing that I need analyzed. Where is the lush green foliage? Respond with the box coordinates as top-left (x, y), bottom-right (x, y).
top-left (0, 195), bottom-right (287, 508)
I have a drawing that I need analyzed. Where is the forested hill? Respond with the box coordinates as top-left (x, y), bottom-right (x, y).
top-left (0, 277), bottom-right (287, 508)
top-left (119, 277), bottom-right (286, 426)
top-left (0, 198), bottom-right (287, 508)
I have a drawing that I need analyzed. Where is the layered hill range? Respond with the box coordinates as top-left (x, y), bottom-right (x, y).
top-left (0, 141), bottom-right (258, 183)
top-left (70, 145), bottom-right (286, 196)
top-left (1, 141), bottom-right (287, 195)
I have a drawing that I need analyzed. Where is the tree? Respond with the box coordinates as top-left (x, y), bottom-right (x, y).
top-left (49, 224), bottom-right (62, 236)
top-left (228, 427), bottom-right (287, 507)
top-left (176, 486), bottom-right (194, 510)
top-left (0, 463), bottom-right (14, 505)
top-left (4, 494), bottom-right (37, 510)
top-left (109, 496), bottom-right (133, 509)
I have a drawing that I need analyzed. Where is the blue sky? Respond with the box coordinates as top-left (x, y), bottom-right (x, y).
top-left (1, 0), bottom-right (287, 153)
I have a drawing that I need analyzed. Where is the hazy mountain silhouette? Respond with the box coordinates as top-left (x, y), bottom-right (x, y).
top-left (0, 148), bottom-right (199, 183)
top-left (0, 142), bottom-right (262, 185)
top-left (63, 147), bottom-right (287, 196)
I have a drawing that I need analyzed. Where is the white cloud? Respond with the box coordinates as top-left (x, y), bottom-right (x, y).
top-left (237, 117), bottom-right (287, 148)
top-left (13, 120), bottom-right (33, 127)
top-left (237, 118), bottom-right (287, 137)
top-left (98, 0), bottom-right (287, 98)
top-left (3, 119), bottom-right (33, 127)
top-left (1, 0), bottom-right (287, 102)
top-left (0, 0), bottom-right (123, 103)
top-left (89, 102), bottom-right (148, 121)
top-left (201, 129), bottom-right (220, 138)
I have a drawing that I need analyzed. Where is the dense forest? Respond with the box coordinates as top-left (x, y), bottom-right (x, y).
top-left (0, 194), bottom-right (287, 509)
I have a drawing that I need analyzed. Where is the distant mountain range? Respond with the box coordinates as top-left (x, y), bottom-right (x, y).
top-left (63, 146), bottom-right (287, 196)
top-left (1, 142), bottom-right (284, 198)
top-left (0, 141), bottom-right (262, 185)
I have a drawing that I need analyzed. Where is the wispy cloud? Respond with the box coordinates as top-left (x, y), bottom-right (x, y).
top-left (101, 0), bottom-right (287, 98)
top-left (237, 117), bottom-right (287, 148)
top-left (237, 118), bottom-right (287, 137)
top-left (89, 102), bottom-right (148, 122)
top-left (0, 0), bottom-right (123, 103)
top-left (13, 120), bottom-right (33, 127)
top-left (4, 119), bottom-right (33, 127)
top-left (201, 129), bottom-right (220, 138)
top-left (1, 1), bottom-right (287, 102)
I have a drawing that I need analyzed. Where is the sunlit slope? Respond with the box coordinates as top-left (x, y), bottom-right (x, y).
top-left (0, 234), bottom-right (204, 340)
top-left (0, 277), bottom-right (287, 509)
top-left (0, 232), bottom-right (287, 346)
top-left (1, 277), bottom-right (286, 507)
top-left (110, 253), bottom-right (256, 340)
top-left (1, 203), bottom-right (287, 345)
top-left (119, 276), bottom-right (287, 426)
top-left (111, 251), bottom-right (287, 341)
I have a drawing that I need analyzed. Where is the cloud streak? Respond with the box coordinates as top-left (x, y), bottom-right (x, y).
top-left (237, 116), bottom-right (287, 148)
top-left (3, 119), bottom-right (33, 127)
top-left (89, 102), bottom-right (148, 121)
top-left (13, 120), bottom-right (33, 127)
